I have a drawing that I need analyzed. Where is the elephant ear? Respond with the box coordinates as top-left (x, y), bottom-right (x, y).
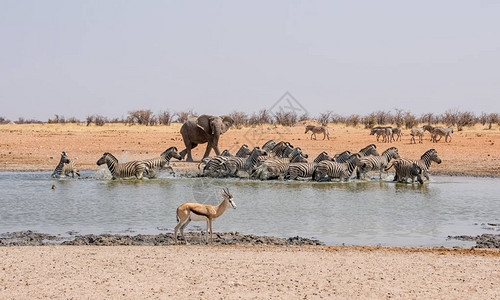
top-left (220, 115), bottom-right (234, 134)
top-left (196, 115), bottom-right (214, 134)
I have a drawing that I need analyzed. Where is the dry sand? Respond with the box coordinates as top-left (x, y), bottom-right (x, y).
top-left (0, 246), bottom-right (499, 299)
top-left (1, 123), bottom-right (500, 298)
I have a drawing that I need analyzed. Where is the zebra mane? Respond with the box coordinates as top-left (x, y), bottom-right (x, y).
top-left (382, 147), bottom-right (398, 154)
top-left (421, 149), bottom-right (436, 159)
top-left (164, 146), bottom-right (178, 152)
top-left (103, 152), bottom-right (118, 162)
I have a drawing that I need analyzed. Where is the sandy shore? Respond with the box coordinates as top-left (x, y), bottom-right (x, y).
top-left (1, 122), bottom-right (499, 176)
top-left (1, 245), bottom-right (499, 299)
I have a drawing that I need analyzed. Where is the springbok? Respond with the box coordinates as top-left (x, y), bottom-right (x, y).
top-left (174, 188), bottom-right (236, 244)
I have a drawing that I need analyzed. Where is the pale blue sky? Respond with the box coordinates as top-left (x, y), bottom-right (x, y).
top-left (1, 1), bottom-right (499, 121)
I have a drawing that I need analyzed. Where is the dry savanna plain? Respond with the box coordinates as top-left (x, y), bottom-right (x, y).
top-left (0, 122), bottom-right (499, 299)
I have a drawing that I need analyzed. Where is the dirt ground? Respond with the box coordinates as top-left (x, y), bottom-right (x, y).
top-left (1, 122), bottom-right (499, 176)
top-left (0, 245), bottom-right (499, 299)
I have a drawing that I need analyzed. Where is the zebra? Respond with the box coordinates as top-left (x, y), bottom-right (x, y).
top-left (392, 127), bottom-right (403, 141)
top-left (386, 149), bottom-right (442, 182)
top-left (285, 162), bottom-right (318, 180)
top-left (251, 147), bottom-right (308, 180)
top-left (269, 141), bottom-right (293, 158)
top-left (383, 127), bottom-right (393, 143)
top-left (142, 147), bottom-right (182, 178)
top-left (262, 140), bottom-right (276, 153)
top-left (423, 125), bottom-right (435, 141)
top-left (220, 150), bottom-right (232, 156)
top-left (305, 125), bottom-right (330, 140)
top-left (62, 159), bottom-right (80, 178)
top-left (356, 147), bottom-right (400, 180)
top-left (386, 161), bottom-right (424, 184)
top-left (199, 144), bottom-right (251, 177)
top-left (333, 151), bottom-right (352, 163)
top-left (96, 152), bottom-right (147, 180)
top-left (357, 144), bottom-right (379, 157)
top-left (313, 154), bottom-right (361, 182)
top-left (222, 147), bottom-right (268, 177)
top-left (370, 127), bottom-right (385, 142)
top-left (51, 152), bottom-right (70, 178)
top-left (432, 126), bottom-right (454, 143)
top-left (314, 151), bottom-right (334, 163)
top-left (410, 127), bottom-right (424, 144)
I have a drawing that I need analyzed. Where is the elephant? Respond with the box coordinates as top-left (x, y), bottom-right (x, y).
top-left (179, 114), bottom-right (234, 162)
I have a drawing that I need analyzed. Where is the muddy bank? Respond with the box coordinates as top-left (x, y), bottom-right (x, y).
top-left (450, 234), bottom-right (500, 249)
top-left (0, 231), bottom-right (323, 246)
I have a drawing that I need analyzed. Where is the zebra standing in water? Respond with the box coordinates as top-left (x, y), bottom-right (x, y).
top-left (314, 152), bottom-right (334, 163)
top-left (386, 161), bottom-right (424, 184)
top-left (62, 158), bottom-right (80, 178)
top-left (200, 144), bottom-right (252, 177)
top-left (386, 149), bottom-right (442, 182)
top-left (333, 151), bottom-right (352, 163)
top-left (51, 152), bottom-right (70, 178)
top-left (262, 140), bottom-right (276, 153)
top-left (356, 147), bottom-right (400, 180)
top-left (305, 125), bottom-right (330, 140)
top-left (251, 147), bottom-right (308, 180)
top-left (142, 147), bottom-right (182, 178)
top-left (313, 153), bottom-right (361, 182)
top-left (97, 152), bottom-right (147, 180)
top-left (286, 151), bottom-right (331, 180)
top-left (222, 147), bottom-right (268, 177)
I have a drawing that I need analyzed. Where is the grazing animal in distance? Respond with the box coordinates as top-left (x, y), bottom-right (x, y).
top-left (96, 152), bottom-right (146, 180)
top-left (392, 127), bottom-right (403, 141)
top-left (174, 188), bottom-right (236, 244)
top-left (410, 127), bottom-right (424, 144)
top-left (305, 125), bottom-right (330, 140)
top-left (432, 126), bottom-right (454, 143)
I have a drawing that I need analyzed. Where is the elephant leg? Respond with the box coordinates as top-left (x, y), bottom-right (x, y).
top-left (202, 144), bottom-right (213, 159)
top-left (183, 143), bottom-right (198, 162)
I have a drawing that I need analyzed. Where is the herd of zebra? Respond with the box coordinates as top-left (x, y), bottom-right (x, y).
top-left (51, 141), bottom-right (442, 184)
top-left (199, 140), bottom-right (442, 184)
top-left (370, 125), bottom-right (454, 144)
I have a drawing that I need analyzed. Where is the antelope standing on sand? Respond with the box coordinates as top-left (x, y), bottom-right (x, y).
top-left (174, 188), bottom-right (236, 244)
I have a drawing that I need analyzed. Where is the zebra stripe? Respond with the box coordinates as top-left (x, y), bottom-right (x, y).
top-left (97, 152), bottom-right (146, 179)
top-left (142, 147), bottom-right (182, 178)
top-left (262, 140), bottom-right (276, 153)
top-left (333, 151), bottom-right (352, 163)
top-left (222, 147), bottom-right (267, 177)
top-left (432, 126), bottom-right (454, 143)
top-left (386, 149), bottom-right (442, 182)
top-left (314, 152), bottom-right (334, 163)
top-left (305, 125), bottom-right (330, 140)
top-left (51, 152), bottom-right (70, 178)
top-left (313, 154), bottom-right (360, 182)
top-left (62, 160), bottom-right (80, 178)
top-left (356, 147), bottom-right (400, 179)
top-left (285, 162), bottom-right (318, 180)
top-left (386, 161), bottom-right (424, 184)
top-left (251, 147), bottom-right (307, 180)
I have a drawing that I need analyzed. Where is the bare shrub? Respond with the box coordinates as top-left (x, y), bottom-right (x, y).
top-left (157, 111), bottom-right (173, 125)
top-left (346, 114), bottom-right (361, 127)
top-left (0, 117), bottom-right (10, 124)
top-left (419, 113), bottom-right (436, 125)
top-left (274, 111), bottom-right (297, 127)
top-left (375, 110), bottom-right (391, 125)
top-left (48, 114), bottom-right (66, 124)
top-left (257, 109), bottom-right (273, 125)
top-left (330, 113), bottom-right (346, 124)
top-left (128, 110), bottom-right (154, 125)
top-left (393, 109), bottom-right (405, 128)
top-left (298, 113), bottom-right (309, 122)
top-left (316, 112), bottom-right (331, 126)
top-left (456, 111), bottom-right (476, 131)
top-left (228, 111), bottom-right (248, 129)
top-left (488, 113), bottom-right (499, 129)
top-left (176, 110), bottom-right (197, 123)
top-left (404, 112), bottom-right (418, 129)
top-left (442, 109), bottom-right (460, 126)
top-left (362, 113), bottom-right (377, 129)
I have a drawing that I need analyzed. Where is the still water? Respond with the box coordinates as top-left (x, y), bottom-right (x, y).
top-left (0, 171), bottom-right (498, 247)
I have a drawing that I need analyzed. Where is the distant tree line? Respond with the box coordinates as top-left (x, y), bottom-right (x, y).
top-left (1, 109), bottom-right (499, 131)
